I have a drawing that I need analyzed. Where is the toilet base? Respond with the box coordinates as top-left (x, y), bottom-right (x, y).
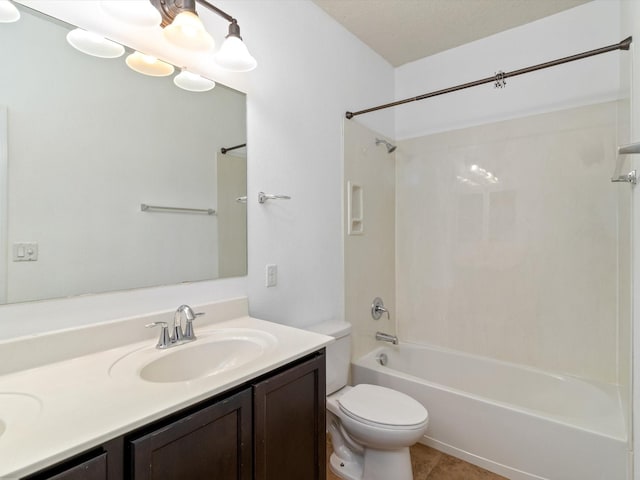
top-left (330, 452), bottom-right (362, 480)
top-left (330, 447), bottom-right (414, 480)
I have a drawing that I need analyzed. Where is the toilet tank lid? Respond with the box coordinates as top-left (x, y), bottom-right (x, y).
top-left (306, 319), bottom-right (351, 338)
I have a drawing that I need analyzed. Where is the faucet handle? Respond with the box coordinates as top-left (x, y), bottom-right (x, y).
top-left (146, 321), bottom-right (171, 349)
top-left (371, 297), bottom-right (390, 320)
top-left (183, 311), bottom-right (205, 341)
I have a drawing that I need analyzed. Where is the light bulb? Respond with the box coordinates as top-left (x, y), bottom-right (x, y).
top-left (0, 0), bottom-right (19, 23)
top-left (100, 1), bottom-right (161, 27)
top-left (174, 69), bottom-right (215, 92)
top-left (66, 28), bottom-right (125, 59)
top-left (126, 51), bottom-right (175, 77)
top-left (214, 35), bottom-right (257, 72)
top-left (163, 11), bottom-right (214, 51)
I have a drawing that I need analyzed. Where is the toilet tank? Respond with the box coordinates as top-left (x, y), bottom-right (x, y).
top-left (306, 320), bottom-right (351, 394)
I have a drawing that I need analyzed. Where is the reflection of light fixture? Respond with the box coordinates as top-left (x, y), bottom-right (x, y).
top-left (215, 19), bottom-right (257, 72)
top-left (100, 0), bottom-right (162, 27)
top-left (66, 28), bottom-right (125, 58)
top-left (0, 0), bottom-right (19, 23)
top-left (174, 69), bottom-right (215, 92)
top-left (456, 175), bottom-right (479, 187)
top-left (126, 51), bottom-right (175, 76)
top-left (470, 164), bottom-right (499, 184)
top-left (150, 0), bottom-right (256, 71)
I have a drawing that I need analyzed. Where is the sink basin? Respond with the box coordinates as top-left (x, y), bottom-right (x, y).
top-left (0, 393), bottom-right (42, 440)
top-left (110, 328), bottom-right (278, 383)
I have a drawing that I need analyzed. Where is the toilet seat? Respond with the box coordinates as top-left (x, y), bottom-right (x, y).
top-left (337, 384), bottom-right (428, 430)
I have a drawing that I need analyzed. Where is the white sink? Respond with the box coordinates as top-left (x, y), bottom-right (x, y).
top-left (0, 393), bottom-right (42, 440)
top-left (109, 328), bottom-right (278, 383)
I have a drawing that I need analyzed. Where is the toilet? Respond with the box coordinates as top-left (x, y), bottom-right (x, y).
top-left (308, 320), bottom-right (428, 480)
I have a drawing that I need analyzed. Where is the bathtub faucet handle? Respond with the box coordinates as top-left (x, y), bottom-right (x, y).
top-left (371, 297), bottom-right (390, 320)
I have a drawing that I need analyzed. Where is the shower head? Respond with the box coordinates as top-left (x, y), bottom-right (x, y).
top-left (375, 138), bottom-right (397, 154)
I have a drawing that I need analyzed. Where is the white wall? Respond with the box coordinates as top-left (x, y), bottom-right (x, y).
top-left (395, 0), bottom-right (622, 139)
top-left (215, 1), bottom-right (395, 328)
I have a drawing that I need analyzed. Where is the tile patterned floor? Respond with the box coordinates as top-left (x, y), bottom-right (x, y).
top-left (327, 441), bottom-right (508, 480)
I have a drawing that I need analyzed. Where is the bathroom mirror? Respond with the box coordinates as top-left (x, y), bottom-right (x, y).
top-left (0, 6), bottom-right (247, 304)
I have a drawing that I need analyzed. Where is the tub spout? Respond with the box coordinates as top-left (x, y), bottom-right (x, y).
top-left (375, 331), bottom-right (398, 345)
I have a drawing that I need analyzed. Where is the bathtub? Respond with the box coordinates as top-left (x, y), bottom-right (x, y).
top-left (351, 343), bottom-right (629, 480)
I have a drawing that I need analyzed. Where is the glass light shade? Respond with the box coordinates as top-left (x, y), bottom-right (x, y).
top-left (66, 28), bottom-right (125, 59)
top-left (214, 36), bottom-right (257, 72)
top-left (0, 1), bottom-right (19, 23)
top-left (163, 11), bottom-right (214, 51)
top-left (126, 51), bottom-right (175, 77)
top-left (174, 70), bottom-right (215, 92)
top-left (100, 0), bottom-right (161, 27)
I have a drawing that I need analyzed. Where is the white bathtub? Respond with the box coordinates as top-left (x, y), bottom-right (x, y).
top-left (351, 343), bottom-right (629, 480)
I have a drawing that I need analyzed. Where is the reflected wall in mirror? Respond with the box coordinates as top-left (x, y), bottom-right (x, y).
top-left (0, 6), bottom-right (247, 304)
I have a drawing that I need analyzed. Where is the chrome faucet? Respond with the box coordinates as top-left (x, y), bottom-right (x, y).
top-left (375, 331), bottom-right (398, 345)
top-left (175, 304), bottom-right (203, 341)
top-left (146, 305), bottom-right (205, 349)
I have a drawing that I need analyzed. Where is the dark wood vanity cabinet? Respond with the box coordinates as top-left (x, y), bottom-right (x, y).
top-left (22, 350), bottom-right (325, 480)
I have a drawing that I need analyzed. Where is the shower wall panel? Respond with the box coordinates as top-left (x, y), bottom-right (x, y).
top-left (396, 101), bottom-right (627, 383)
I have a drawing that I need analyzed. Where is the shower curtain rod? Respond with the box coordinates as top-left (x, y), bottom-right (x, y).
top-left (345, 37), bottom-right (632, 119)
top-left (220, 143), bottom-right (246, 154)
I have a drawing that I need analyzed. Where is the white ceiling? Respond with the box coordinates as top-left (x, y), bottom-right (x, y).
top-left (312, 0), bottom-right (592, 67)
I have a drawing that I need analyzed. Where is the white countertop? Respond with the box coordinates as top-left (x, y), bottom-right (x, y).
top-left (0, 315), bottom-right (332, 478)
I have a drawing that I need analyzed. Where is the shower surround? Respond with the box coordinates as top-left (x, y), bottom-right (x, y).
top-left (395, 101), bottom-right (630, 388)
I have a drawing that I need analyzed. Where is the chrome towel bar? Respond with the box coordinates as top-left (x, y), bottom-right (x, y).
top-left (611, 142), bottom-right (640, 185)
top-left (618, 142), bottom-right (640, 155)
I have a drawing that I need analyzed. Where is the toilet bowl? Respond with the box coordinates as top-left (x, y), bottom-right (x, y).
top-left (305, 320), bottom-right (429, 480)
top-left (327, 384), bottom-right (428, 480)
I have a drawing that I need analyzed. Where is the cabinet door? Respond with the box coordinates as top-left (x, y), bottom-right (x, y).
top-left (254, 352), bottom-right (326, 480)
top-left (129, 388), bottom-right (252, 480)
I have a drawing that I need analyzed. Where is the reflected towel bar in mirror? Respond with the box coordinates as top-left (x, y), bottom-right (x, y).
top-left (140, 204), bottom-right (217, 215)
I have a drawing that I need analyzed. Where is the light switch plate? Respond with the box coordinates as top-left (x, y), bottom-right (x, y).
top-left (13, 242), bottom-right (38, 262)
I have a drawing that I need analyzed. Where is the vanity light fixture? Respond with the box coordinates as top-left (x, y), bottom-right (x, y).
top-left (66, 28), bottom-right (125, 59)
top-left (100, 0), bottom-right (162, 27)
top-left (151, 0), bottom-right (214, 51)
top-left (0, 0), bottom-right (20, 23)
top-left (125, 51), bottom-right (175, 76)
top-left (150, 0), bottom-right (256, 71)
top-left (214, 19), bottom-right (257, 72)
top-left (174, 69), bottom-right (215, 92)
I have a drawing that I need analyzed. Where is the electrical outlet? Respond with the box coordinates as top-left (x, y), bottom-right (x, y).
top-left (266, 264), bottom-right (277, 287)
